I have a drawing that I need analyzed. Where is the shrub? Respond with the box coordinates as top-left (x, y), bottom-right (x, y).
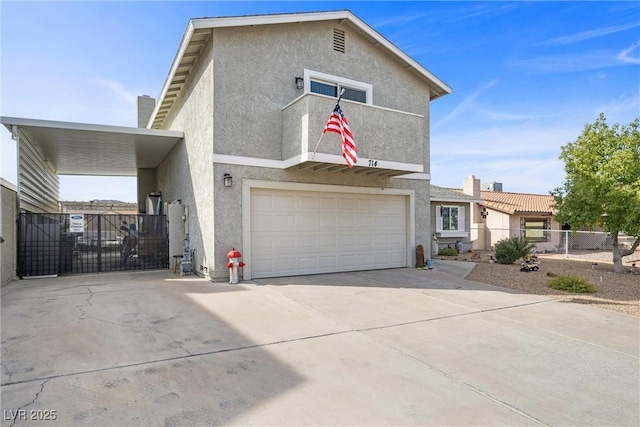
top-left (438, 247), bottom-right (458, 256)
top-left (548, 275), bottom-right (595, 293)
top-left (494, 236), bottom-right (535, 264)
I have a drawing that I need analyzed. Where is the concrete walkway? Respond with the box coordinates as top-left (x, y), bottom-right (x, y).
top-left (1, 262), bottom-right (638, 426)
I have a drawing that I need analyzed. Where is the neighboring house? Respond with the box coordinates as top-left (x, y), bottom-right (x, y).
top-left (479, 188), bottom-right (559, 252)
top-left (429, 183), bottom-right (483, 255)
top-left (446, 175), bottom-right (560, 252)
top-left (1, 11), bottom-right (451, 280)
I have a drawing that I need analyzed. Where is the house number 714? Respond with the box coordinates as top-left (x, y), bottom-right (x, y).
top-left (368, 160), bottom-right (378, 167)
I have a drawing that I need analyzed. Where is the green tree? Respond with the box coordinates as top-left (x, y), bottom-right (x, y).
top-left (551, 113), bottom-right (640, 273)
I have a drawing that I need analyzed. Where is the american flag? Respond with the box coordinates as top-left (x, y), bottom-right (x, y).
top-left (323, 103), bottom-right (358, 168)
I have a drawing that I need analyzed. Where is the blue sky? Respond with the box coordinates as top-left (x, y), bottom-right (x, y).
top-left (1, 1), bottom-right (639, 201)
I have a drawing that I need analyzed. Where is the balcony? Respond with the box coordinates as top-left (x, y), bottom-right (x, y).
top-left (281, 94), bottom-right (425, 177)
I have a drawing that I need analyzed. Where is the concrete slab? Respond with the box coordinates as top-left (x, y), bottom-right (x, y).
top-left (2, 266), bottom-right (638, 426)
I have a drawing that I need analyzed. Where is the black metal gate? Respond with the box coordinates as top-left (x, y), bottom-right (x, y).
top-left (17, 213), bottom-right (169, 277)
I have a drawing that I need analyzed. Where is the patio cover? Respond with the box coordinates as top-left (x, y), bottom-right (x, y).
top-left (1, 116), bottom-right (184, 176)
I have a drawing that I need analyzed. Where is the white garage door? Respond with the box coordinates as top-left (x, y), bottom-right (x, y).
top-left (250, 188), bottom-right (407, 278)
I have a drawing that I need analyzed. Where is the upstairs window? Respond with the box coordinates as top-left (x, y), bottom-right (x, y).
top-left (310, 80), bottom-right (367, 103)
top-left (303, 69), bottom-right (372, 105)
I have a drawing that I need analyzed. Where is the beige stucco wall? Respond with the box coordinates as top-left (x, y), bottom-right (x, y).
top-left (1, 181), bottom-right (17, 285)
top-left (211, 20), bottom-right (431, 166)
top-left (157, 33), bottom-right (215, 275)
top-left (158, 19), bottom-right (437, 279)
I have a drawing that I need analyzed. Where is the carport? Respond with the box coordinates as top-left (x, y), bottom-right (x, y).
top-left (1, 116), bottom-right (183, 213)
top-left (1, 116), bottom-right (184, 277)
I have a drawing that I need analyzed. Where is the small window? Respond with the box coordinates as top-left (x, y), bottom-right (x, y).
top-left (342, 87), bottom-right (367, 103)
top-left (310, 80), bottom-right (367, 104)
top-left (304, 69), bottom-right (373, 105)
top-left (436, 205), bottom-right (465, 233)
top-left (522, 218), bottom-right (550, 242)
top-left (310, 81), bottom-right (337, 98)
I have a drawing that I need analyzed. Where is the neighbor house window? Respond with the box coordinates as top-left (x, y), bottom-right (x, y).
top-left (303, 69), bottom-right (372, 104)
top-left (522, 218), bottom-right (550, 242)
top-left (436, 205), bottom-right (466, 235)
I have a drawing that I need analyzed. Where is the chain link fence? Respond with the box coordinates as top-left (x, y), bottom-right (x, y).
top-left (468, 227), bottom-right (639, 264)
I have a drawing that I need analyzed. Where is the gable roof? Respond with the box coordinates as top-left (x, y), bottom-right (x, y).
top-left (149, 10), bottom-right (451, 129)
top-left (480, 191), bottom-right (555, 215)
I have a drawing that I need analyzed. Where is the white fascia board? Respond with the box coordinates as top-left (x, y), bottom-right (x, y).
top-left (430, 197), bottom-right (483, 203)
top-left (147, 20), bottom-right (197, 129)
top-left (391, 173), bottom-right (431, 181)
top-left (191, 11), bottom-right (351, 30)
top-left (1, 116), bottom-right (184, 138)
top-left (213, 152), bottom-right (424, 173)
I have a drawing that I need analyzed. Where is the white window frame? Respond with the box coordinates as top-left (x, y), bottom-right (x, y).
top-left (303, 69), bottom-right (373, 105)
top-left (436, 204), bottom-right (467, 237)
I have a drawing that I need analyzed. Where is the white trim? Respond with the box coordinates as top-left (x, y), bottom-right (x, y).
top-left (213, 152), bottom-right (424, 173)
top-left (304, 69), bottom-right (373, 104)
top-left (392, 173), bottom-right (431, 181)
top-left (241, 179), bottom-right (415, 280)
top-left (430, 197), bottom-right (483, 203)
top-left (438, 232), bottom-right (469, 239)
top-left (1, 116), bottom-right (184, 138)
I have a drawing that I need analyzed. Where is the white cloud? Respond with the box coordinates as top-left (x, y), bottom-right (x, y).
top-left (617, 40), bottom-right (640, 64)
top-left (433, 79), bottom-right (498, 128)
top-left (540, 22), bottom-right (640, 46)
top-left (511, 50), bottom-right (627, 73)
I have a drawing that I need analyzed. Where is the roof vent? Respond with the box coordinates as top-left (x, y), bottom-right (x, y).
top-left (333, 28), bottom-right (345, 53)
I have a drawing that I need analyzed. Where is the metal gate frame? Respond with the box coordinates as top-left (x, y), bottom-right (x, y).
top-left (17, 213), bottom-right (169, 277)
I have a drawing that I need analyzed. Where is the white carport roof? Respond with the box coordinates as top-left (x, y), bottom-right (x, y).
top-left (1, 116), bottom-right (184, 176)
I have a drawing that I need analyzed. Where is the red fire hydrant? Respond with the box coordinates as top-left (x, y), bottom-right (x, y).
top-left (227, 248), bottom-right (245, 284)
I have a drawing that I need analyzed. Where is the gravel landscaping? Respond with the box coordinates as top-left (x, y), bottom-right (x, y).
top-left (453, 251), bottom-right (640, 317)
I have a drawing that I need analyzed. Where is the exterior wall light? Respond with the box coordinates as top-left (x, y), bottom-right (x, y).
top-left (481, 206), bottom-right (489, 219)
top-left (295, 76), bottom-right (304, 90)
top-left (223, 173), bottom-right (232, 188)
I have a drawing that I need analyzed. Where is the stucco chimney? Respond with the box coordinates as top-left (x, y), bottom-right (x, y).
top-left (463, 175), bottom-right (480, 198)
top-left (137, 95), bottom-right (156, 128)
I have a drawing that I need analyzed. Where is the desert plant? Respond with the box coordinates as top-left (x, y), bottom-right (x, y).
top-left (438, 247), bottom-right (458, 257)
top-left (494, 235), bottom-right (535, 264)
top-left (548, 275), bottom-right (595, 293)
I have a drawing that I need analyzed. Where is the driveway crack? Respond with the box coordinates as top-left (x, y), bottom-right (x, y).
top-left (8, 378), bottom-right (50, 427)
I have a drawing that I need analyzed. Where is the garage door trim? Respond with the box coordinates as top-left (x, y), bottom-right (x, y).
top-left (242, 179), bottom-right (415, 280)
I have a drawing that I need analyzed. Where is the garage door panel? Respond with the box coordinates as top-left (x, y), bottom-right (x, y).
top-left (298, 195), bottom-right (316, 210)
top-left (250, 188), bottom-right (407, 278)
top-left (318, 215), bottom-right (336, 230)
top-left (275, 195), bottom-right (295, 209)
top-left (298, 235), bottom-right (317, 248)
top-left (318, 197), bottom-right (336, 209)
top-left (299, 214), bottom-right (316, 229)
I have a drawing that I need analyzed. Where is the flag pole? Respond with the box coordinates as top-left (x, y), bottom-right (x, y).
top-left (312, 88), bottom-right (346, 159)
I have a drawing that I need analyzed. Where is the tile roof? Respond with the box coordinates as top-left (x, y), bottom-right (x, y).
top-left (480, 191), bottom-right (555, 214)
top-left (448, 188), bottom-right (555, 214)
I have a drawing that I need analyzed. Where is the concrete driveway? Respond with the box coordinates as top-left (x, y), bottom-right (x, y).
top-left (1, 261), bottom-right (638, 426)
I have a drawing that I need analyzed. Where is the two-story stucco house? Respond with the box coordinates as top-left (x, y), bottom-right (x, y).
top-left (147, 11), bottom-right (450, 280)
top-left (1, 11), bottom-right (450, 281)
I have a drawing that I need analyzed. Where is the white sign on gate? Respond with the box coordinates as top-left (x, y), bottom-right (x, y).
top-left (69, 214), bottom-right (85, 233)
